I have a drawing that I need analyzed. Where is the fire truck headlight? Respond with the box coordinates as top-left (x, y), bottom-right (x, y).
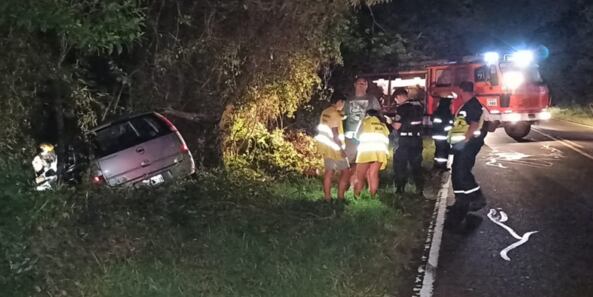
top-left (502, 71), bottom-right (525, 90)
top-left (483, 52), bottom-right (500, 65)
top-left (540, 111), bottom-right (552, 120)
top-left (510, 50), bottom-right (534, 68)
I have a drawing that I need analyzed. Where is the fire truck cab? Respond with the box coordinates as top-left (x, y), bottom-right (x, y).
top-left (426, 51), bottom-right (551, 139)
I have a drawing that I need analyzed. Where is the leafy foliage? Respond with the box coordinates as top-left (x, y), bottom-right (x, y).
top-left (226, 118), bottom-right (321, 178)
top-left (0, 160), bottom-right (426, 297)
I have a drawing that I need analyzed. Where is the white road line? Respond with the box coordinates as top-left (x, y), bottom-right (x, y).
top-left (562, 138), bottom-right (585, 149)
top-left (532, 128), bottom-right (593, 162)
top-left (413, 168), bottom-right (451, 297)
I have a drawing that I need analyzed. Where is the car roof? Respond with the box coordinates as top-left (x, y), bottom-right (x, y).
top-left (89, 111), bottom-right (158, 133)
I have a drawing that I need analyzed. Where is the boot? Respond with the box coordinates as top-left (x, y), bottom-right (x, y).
top-left (468, 193), bottom-right (487, 211)
top-left (445, 201), bottom-right (469, 230)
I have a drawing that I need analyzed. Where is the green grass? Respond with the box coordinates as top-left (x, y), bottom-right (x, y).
top-left (1, 140), bottom-right (437, 297)
top-left (87, 181), bottom-right (423, 297)
top-left (550, 105), bottom-right (593, 126)
top-left (1, 172), bottom-right (430, 297)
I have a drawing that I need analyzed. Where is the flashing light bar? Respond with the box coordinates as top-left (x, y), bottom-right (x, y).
top-left (483, 52), bottom-right (500, 65)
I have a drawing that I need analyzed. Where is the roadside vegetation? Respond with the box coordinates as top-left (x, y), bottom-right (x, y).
top-left (550, 105), bottom-right (593, 127)
top-left (1, 146), bottom-right (436, 297)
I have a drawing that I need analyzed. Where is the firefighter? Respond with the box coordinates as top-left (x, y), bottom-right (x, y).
top-left (445, 81), bottom-right (488, 229)
top-left (32, 143), bottom-right (58, 191)
top-left (314, 93), bottom-right (350, 202)
top-left (391, 88), bottom-right (424, 195)
top-left (353, 109), bottom-right (389, 199)
top-left (431, 95), bottom-right (454, 170)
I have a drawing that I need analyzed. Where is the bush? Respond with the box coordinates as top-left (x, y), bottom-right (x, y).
top-left (225, 119), bottom-right (322, 178)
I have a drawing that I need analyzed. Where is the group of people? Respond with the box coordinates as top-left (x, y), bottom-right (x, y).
top-left (315, 77), bottom-right (425, 202)
top-left (316, 77), bottom-right (489, 227)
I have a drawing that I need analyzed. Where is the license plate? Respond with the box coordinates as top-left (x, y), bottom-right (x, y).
top-left (143, 174), bottom-right (164, 186)
top-left (486, 98), bottom-right (498, 106)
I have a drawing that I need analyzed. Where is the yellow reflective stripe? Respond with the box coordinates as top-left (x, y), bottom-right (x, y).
top-left (317, 124), bottom-right (344, 142)
top-left (450, 135), bottom-right (466, 142)
top-left (358, 132), bottom-right (389, 144)
top-left (357, 142), bottom-right (389, 154)
top-left (314, 135), bottom-right (342, 151)
top-left (317, 124), bottom-right (334, 136)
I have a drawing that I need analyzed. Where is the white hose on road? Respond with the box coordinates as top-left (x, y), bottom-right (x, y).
top-left (487, 208), bottom-right (538, 261)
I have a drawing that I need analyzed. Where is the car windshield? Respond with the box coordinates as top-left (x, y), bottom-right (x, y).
top-left (92, 114), bottom-right (170, 158)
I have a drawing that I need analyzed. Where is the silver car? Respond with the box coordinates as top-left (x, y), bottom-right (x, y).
top-left (89, 112), bottom-right (195, 187)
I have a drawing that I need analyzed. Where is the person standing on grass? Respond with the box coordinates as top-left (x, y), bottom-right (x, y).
top-left (391, 88), bottom-right (425, 195)
top-left (314, 93), bottom-right (350, 203)
top-left (354, 109), bottom-right (390, 199)
top-left (344, 77), bottom-right (382, 186)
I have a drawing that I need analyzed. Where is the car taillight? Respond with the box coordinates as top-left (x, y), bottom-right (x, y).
top-left (92, 174), bottom-right (105, 185)
top-left (180, 142), bottom-right (189, 153)
top-left (155, 113), bottom-right (178, 132)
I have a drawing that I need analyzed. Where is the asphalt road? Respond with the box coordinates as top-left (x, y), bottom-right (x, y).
top-left (434, 119), bottom-right (593, 297)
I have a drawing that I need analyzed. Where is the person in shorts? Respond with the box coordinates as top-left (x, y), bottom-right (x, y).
top-left (314, 93), bottom-right (350, 202)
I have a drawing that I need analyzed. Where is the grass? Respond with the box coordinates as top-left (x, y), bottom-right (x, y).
top-left (80, 182), bottom-right (425, 297)
top-left (1, 139), bottom-right (437, 297)
top-left (550, 105), bottom-right (593, 126)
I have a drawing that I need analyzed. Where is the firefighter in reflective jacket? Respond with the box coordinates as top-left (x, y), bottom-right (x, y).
top-left (391, 88), bottom-right (424, 194)
top-left (445, 82), bottom-right (488, 229)
top-left (354, 109), bottom-right (389, 199)
top-left (315, 93), bottom-right (350, 202)
top-left (32, 143), bottom-right (58, 191)
top-left (432, 96), bottom-right (454, 170)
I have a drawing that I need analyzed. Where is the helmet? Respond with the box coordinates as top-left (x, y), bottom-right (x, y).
top-left (39, 143), bottom-right (55, 153)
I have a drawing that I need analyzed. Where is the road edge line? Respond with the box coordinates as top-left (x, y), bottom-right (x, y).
top-left (532, 127), bottom-right (593, 161)
top-left (413, 168), bottom-right (451, 297)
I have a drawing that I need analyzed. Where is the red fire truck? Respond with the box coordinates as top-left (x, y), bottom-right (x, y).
top-left (367, 50), bottom-right (551, 139)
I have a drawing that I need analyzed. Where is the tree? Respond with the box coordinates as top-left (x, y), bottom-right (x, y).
top-left (0, 0), bottom-right (144, 174)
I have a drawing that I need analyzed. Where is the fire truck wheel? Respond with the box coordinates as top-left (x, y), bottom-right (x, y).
top-left (504, 122), bottom-right (531, 140)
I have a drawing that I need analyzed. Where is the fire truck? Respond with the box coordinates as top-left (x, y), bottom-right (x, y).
top-left (367, 50), bottom-right (552, 139)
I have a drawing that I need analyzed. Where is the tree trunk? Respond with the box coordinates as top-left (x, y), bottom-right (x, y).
top-left (52, 79), bottom-right (66, 184)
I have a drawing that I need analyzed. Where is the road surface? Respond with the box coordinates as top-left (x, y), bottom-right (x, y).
top-left (434, 119), bottom-right (593, 297)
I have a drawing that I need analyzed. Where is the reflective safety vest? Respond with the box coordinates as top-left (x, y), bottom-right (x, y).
top-left (32, 152), bottom-right (58, 191)
top-left (447, 109), bottom-right (485, 144)
top-left (314, 106), bottom-right (345, 160)
top-left (431, 116), bottom-right (454, 141)
top-left (355, 116), bottom-right (389, 169)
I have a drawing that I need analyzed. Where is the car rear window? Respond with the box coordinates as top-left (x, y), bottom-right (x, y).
top-left (92, 114), bottom-right (172, 158)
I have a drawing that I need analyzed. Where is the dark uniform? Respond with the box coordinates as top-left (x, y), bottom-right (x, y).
top-left (393, 99), bottom-right (424, 194)
top-left (431, 97), bottom-right (453, 170)
top-left (447, 96), bottom-right (488, 226)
